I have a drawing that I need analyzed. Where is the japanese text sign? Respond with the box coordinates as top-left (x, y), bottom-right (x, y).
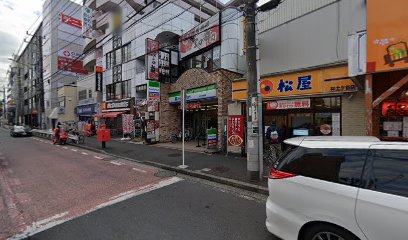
top-left (267, 99), bottom-right (311, 110)
top-left (228, 116), bottom-right (244, 147)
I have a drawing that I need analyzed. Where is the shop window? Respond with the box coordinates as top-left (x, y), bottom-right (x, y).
top-left (213, 45), bottom-right (221, 70)
top-left (203, 50), bottom-right (213, 72)
top-left (313, 97), bottom-right (341, 109)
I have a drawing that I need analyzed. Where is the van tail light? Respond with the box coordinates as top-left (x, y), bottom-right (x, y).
top-left (269, 168), bottom-right (297, 179)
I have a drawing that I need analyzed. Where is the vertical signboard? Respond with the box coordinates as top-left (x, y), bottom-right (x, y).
top-left (228, 116), bottom-right (244, 147)
top-left (367, 0), bottom-right (408, 72)
top-left (82, 6), bottom-right (93, 38)
top-left (146, 38), bottom-right (159, 80)
top-left (147, 81), bottom-right (160, 112)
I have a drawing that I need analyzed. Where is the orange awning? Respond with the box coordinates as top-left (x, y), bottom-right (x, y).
top-left (95, 111), bottom-right (125, 118)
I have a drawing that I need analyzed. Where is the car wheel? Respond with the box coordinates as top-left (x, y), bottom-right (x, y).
top-left (303, 224), bottom-right (359, 240)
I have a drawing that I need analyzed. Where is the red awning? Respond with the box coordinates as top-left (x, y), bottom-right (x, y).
top-left (95, 111), bottom-right (125, 118)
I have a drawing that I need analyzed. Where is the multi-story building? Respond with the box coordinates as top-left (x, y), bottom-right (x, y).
top-left (233, 0), bottom-right (367, 139)
top-left (7, 23), bottom-right (44, 127)
top-left (6, 72), bottom-right (16, 125)
top-left (42, 0), bottom-right (85, 128)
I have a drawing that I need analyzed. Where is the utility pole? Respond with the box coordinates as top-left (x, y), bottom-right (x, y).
top-left (245, 0), bottom-right (260, 181)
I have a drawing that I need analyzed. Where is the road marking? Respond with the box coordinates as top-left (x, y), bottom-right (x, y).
top-left (94, 156), bottom-right (103, 160)
top-left (132, 168), bottom-right (147, 173)
top-left (8, 177), bottom-right (183, 240)
top-left (110, 161), bottom-right (122, 166)
top-left (62, 147), bottom-right (68, 150)
top-left (81, 152), bottom-right (88, 155)
top-left (201, 168), bottom-right (211, 172)
top-left (71, 149), bottom-right (78, 152)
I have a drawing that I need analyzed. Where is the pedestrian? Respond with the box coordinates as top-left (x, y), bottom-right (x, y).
top-left (53, 122), bottom-right (61, 144)
top-left (264, 119), bottom-right (284, 176)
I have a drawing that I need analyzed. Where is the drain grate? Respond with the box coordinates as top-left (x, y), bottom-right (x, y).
top-left (154, 170), bottom-right (177, 178)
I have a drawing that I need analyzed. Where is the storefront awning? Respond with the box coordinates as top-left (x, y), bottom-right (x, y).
top-left (95, 111), bottom-right (125, 118)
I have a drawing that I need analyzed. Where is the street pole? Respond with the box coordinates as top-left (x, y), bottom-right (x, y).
top-left (246, 0), bottom-right (260, 181)
top-left (179, 89), bottom-right (188, 169)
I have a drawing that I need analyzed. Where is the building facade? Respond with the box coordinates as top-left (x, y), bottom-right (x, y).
top-left (42, 0), bottom-right (84, 128)
top-left (233, 0), bottom-right (367, 144)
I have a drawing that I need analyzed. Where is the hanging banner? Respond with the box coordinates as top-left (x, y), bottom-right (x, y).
top-left (82, 6), bottom-right (93, 38)
top-left (147, 81), bottom-right (160, 112)
top-left (179, 13), bottom-right (220, 58)
top-left (122, 114), bottom-right (134, 134)
top-left (146, 38), bottom-right (159, 80)
top-left (228, 116), bottom-right (244, 147)
top-left (95, 72), bottom-right (103, 92)
top-left (59, 12), bottom-right (82, 29)
top-left (367, 0), bottom-right (408, 72)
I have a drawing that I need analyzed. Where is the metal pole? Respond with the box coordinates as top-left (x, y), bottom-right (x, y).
top-left (179, 89), bottom-right (188, 168)
top-left (246, 0), bottom-right (260, 181)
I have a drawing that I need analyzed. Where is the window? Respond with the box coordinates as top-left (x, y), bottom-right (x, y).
top-left (121, 80), bottom-right (131, 98)
top-left (213, 45), bottom-right (221, 70)
top-left (106, 80), bottom-right (131, 100)
top-left (79, 90), bottom-right (87, 101)
top-left (193, 54), bottom-right (202, 68)
top-left (115, 48), bottom-right (122, 65)
top-left (122, 44), bottom-right (131, 62)
top-left (203, 50), bottom-right (213, 72)
top-left (106, 52), bottom-right (112, 70)
top-left (88, 90), bottom-right (92, 99)
top-left (367, 150), bottom-right (408, 197)
top-left (276, 147), bottom-right (367, 187)
top-left (106, 84), bottom-right (115, 101)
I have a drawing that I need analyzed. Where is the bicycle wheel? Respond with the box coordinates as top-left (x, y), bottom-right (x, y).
top-left (78, 135), bottom-right (85, 144)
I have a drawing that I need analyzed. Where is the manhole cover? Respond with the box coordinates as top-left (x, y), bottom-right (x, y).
top-left (154, 170), bottom-right (177, 178)
top-left (168, 153), bottom-right (181, 157)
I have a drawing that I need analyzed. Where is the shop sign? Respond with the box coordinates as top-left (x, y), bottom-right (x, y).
top-left (178, 101), bottom-right (202, 110)
top-left (180, 13), bottom-right (220, 58)
top-left (82, 6), bottom-right (93, 38)
top-left (267, 99), bottom-right (311, 110)
top-left (228, 116), bottom-right (244, 147)
top-left (320, 124), bottom-right (332, 135)
top-left (148, 81), bottom-right (160, 112)
top-left (187, 85), bottom-right (217, 101)
top-left (58, 49), bottom-right (83, 60)
top-left (95, 72), bottom-right (103, 92)
top-left (102, 98), bottom-right (132, 112)
top-left (159, 51), bottom-right (170, 76)
top-left (169, 92), bottom-right (182, 104)
top-left (146, 38), bottom-right (159, 80)
top-left (76, 104), bottom-right (95, 116)
top-left (367, 0), bottom-right (408, 73)
top-left (58, 57), bottom-right (88, 75)
top-left (207, 128), bottom-right (218, 149)
top-left (382, 101), bottom-right (408, 117)
top-left (233, 66), bottom-right (356, 101)
top-left (122, 114), bottom-right (134, 134)
top-left (59, 12), bottom-right (82, 29)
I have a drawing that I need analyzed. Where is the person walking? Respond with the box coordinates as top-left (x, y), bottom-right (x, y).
top-left (264, 119), bottom-right (284, 177)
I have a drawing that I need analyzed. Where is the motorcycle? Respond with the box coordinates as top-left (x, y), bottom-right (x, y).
top-left (53, 129), bottom-right (68, 145)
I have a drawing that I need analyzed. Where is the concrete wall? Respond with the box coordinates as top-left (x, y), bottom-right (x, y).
top-left (57, 86), bottom-right (78, 123)
top-left (341, 91), bottom-right (366, 136)
top-left (258, 0), bottom-right (366, 76)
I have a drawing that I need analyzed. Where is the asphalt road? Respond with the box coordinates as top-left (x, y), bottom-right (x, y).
top-left (0, 128), bottom-right (278, 240)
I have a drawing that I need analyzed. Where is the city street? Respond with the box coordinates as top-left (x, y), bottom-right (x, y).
top-left (0, 128), bottom-right (277, 240)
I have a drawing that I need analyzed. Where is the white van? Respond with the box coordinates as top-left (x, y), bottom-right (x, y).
top-left (266, 136), bottom-right (408, 240)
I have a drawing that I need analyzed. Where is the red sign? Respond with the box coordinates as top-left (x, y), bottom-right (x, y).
top-left (382, 101), bottom-right (408, 116)
top-left (96, 66), bottom-right (104, 73)
top-left (60, 13), bottom-right (82, 29)
top-left (57, 56), bottom-right (88, 75)
top-left (177, 101), bottom-right (202, 110)
top-left (228, 116), bottom-right (244, 147)
top-left (146, 38), bottom-right (159, 80)
top-left (267, 99), bottom-right (311, 110)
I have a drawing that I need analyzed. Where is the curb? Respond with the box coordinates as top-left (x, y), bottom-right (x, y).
top-left (68, 142), bottom-right (269, 195)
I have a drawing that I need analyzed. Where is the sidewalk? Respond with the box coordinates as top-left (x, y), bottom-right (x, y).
top-left (79, 137), bottom-right (268, 190)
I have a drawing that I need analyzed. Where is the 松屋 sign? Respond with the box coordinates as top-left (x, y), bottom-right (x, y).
top-left (267, 99), bottom-right (311, 110)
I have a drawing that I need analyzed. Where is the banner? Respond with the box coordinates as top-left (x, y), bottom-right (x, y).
top-left (122, 114), bottom-right (134, 134)
top-left (266, 99), bottom-right (311, 110)
top-left (169, 85), bottom-right (217, 104)
top-left (58, 49), bottom-right (83, 60)
top-left (367, 0), bottom-right (408, 72)
top-left (148, 81), bottom-right (160, 112)
top-left (57, 56), bottom-right (88, 75)
top-left (146, 38), bottom-right (159, 80)
top-left (95, 72), bottom-right (103, 92)
top-left (179, 13), bottom-right (220, 58)
top-left (59, 12), bottom-right (82, 29)
top-left (82, 6), bottom-right (93, 38)
top-left (228, 116), bottom-right (244, 147)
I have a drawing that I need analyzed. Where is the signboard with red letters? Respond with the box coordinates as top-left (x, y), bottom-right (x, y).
top-left (60, 12), bottom-right (82, 29)
top-left (146, 38), bottom-right (159, 80)
top-left (267, 99), bottom-right (311, 110)
top-left (228, 116), bottom-right (245, 147)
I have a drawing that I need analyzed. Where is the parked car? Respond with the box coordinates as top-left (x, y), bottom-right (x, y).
top-left (266, 136), bottom-right (408, 240)
top-left (10, 126), bottom-right (32, 137)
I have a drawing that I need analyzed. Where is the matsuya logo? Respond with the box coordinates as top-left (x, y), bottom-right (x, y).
top-left (260, 80), bottom-right (273, 94)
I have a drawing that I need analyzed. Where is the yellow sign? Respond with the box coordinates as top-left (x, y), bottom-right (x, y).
top-left (367, 0), bottom-right (408, 72)
top-left (232, 66), bottom-right (356, 101)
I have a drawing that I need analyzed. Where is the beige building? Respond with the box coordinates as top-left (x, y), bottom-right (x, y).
top-left (57, 86), bottom-right (78, 124)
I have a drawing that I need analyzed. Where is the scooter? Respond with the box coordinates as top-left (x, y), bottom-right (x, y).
top-left (53, 131), bottom-right (68, 145)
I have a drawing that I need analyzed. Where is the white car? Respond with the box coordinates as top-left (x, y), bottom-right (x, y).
top-left (266, 136), bottom-right (408, 240)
